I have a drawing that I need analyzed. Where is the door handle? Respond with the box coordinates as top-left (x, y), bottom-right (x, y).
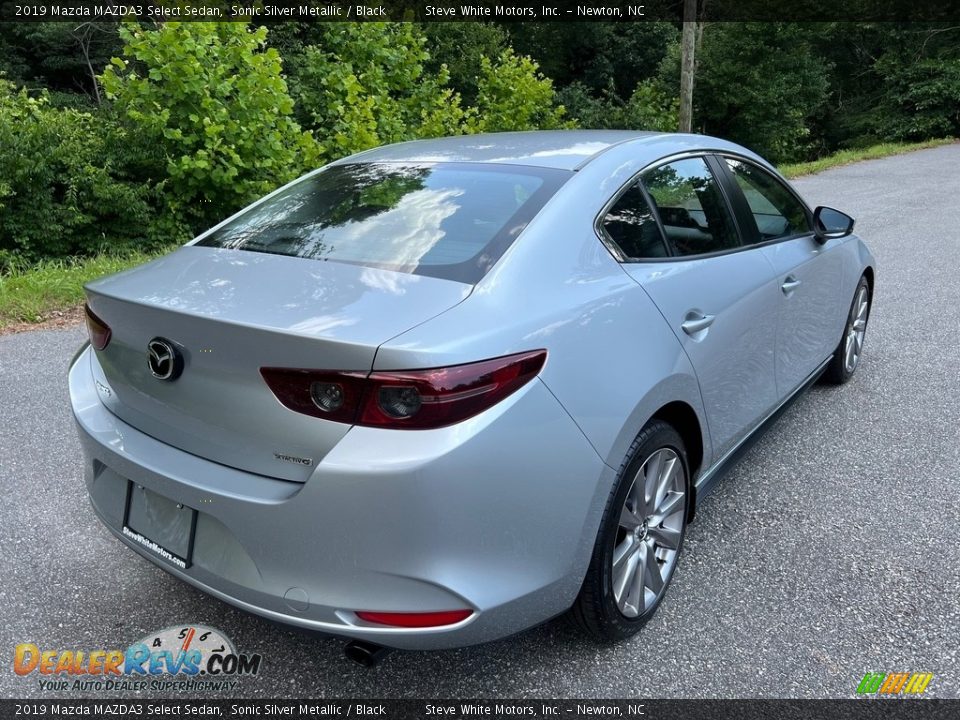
top-left (781, 276), bottom-right (802, 294)
top-left (681, 312), bottom-right (716, 336)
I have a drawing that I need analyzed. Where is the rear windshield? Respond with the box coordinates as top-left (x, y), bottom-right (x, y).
top-left (197, 162), bottom-right (571, 283)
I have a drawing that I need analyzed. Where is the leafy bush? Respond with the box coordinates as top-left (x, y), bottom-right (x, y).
top-left (101, 22), bottom-right (319, 228)
top-left (472, 49), bottom-right (570, 132)
top-left (291, 22), bottom-right (469, 162)
top-left (0, 22), bottom-right (122, 101)
top-left (802, 24), bottom-right (960, 153)
top-left (0, 79), bottom-right (171, 266)
top-left (557, 80), bottom-right (677, 131)
top-left (505, 24), bottom-right (678, 101)
top-left (660, 23), bottom-right (831, 163)
top-left (623, 80), bottom-right (679, 131)
top-left (291, 26), bottom-right (570, 156)
top-left (872, 56), bottom-right (960, 141)
top-left (421, 22), bottom-right (508, 105)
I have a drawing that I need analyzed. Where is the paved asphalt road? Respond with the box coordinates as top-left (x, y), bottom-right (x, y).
top-left (2, 145), bottom-right (959, 701)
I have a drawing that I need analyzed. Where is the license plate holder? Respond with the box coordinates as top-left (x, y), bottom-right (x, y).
top-left (122, 482), bottom-right (197, 570)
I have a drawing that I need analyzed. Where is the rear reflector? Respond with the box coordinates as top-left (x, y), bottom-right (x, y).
top-left (355, 610), bottom-right (473, 628)
top-left (261, 350), bottom-right (547, 430)
top-left (84, 304), bottom-right (111, 351)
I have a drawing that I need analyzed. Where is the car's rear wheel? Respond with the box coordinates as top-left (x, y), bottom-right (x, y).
top-left (824, 275), bottom-right (871, 384)
top-left (572, 420), bottom-right (689, 642)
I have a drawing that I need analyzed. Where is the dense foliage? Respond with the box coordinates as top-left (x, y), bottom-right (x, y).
top-left (101, 22), bottom-right (320, 229)
top-left (290, 22), bottom-right (465, 160)
top-left (0, 79), bottom-right (167, 265)
top-left (835, 25), bottom-right (960, 146)
top-left (683, 23), bottom-right (832, 161)
top-left (289, 25), bottom-right (567, 156)
top-left (0, 21), bottom-right (572, 264)
top-left (0, 20), bottom-right (957, 265)
top-left (472, 49), bottom-right (569, 132)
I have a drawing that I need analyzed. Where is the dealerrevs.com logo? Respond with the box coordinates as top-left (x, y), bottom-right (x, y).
top-left (13, 625), bottom-right (262, 693)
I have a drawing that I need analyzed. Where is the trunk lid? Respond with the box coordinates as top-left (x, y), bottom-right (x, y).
top-left (85, 246), bottom-right (471, 482)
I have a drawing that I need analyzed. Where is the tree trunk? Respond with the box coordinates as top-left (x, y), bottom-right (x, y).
top-left (678, 0), bottom-right (698, 133)
top-left (74, 23), bottom-right (102, 106)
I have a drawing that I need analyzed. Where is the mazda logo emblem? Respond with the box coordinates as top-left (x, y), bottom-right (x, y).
top-left (147, 338), bottom-right (183, 381)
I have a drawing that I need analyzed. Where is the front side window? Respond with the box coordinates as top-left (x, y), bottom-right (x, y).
top-left (723, 158), bottom-right (810, 242)
top-left (600, 183), bottom-right (669, 259)
top-left (197, 162), bottom-right (570, 284)
top-left (642, 158), bottom-right (740, 257)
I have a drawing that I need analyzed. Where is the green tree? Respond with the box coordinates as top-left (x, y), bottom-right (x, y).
top-left (624, 80), bottom-right (679, 130)
top-left (873, 56), bottom-right (960, 140)
top-left (0, 29), bottom-right (29, 83)
top-left (290, 25), bottom-right (570, 154)
top-left (505, 23), bottom-right (678, 101)
top-left (291, 22), bottom-right (469, 161)
top-left (101, 22), bottom-right (319, 227)
top-left (473, 49), bottom-right (570, 132)
top-left (421, 22), bottom-right (508, 105)
top-left (0, 23), bottom-right (122, 104)
top-left (558, 79), bottom-right (677, 130)
top-left (556, 82), bottom-right (621, 129)
top-left (0, 78), bottom-right (171, 265)
top-left (679, 23), bottom-right (831, 162)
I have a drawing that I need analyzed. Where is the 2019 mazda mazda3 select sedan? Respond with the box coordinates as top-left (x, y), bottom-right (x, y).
top-left (69, 130), bottom-right (875, 651)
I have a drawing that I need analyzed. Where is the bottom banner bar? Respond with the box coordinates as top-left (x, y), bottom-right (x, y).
top-left (1, 699), bottom-right (957, 720)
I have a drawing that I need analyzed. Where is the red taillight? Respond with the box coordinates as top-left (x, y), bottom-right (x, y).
top-left (84, 304), bottom-right (111, 351)
top-left (260, 350), bottom-right (546, 430)
top-left (355, 610), bottom-right (473, 628)
top-left (258, 369), bottom-right (367, 425)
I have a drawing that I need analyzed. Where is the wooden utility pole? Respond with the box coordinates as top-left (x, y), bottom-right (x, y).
top-left (678, 0), bottom-right (698, 133)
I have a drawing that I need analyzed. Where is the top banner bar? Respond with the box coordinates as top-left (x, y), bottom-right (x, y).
top-left (3, 0), bottom-right (960, 22)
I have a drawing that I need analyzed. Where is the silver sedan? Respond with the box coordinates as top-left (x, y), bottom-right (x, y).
top-left (69, 131), bottom-right (874, 655)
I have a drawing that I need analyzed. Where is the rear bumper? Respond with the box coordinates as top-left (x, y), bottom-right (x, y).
top-left (69, 346), bottom-right (612, 649)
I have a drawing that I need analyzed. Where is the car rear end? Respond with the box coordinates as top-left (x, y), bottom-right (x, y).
top-left (68, 161), bottom-right (607, 648)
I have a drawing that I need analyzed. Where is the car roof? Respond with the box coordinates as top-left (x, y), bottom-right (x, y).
top-left (332, 130), bottom-right (671, 171)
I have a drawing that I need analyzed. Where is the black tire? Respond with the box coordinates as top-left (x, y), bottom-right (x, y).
top-left (571, 420), bottom-right (690, 643)
top-left (823, 275), bottom-right (871, 385)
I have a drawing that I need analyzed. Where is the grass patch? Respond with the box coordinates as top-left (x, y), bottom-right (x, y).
top-left (0, 250), bottom-right (169, 329)
top-left (780, 138), bottom-right (955, 178)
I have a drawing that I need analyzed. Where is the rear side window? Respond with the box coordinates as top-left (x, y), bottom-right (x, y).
top-left (642, 157), bottom-right (740, 257)
top-left (723, 158), bottom-right (810, 242)
top-left (197, 162), bottom-right (571, 284)
top-left (600, 183), bottom-right (669, 259)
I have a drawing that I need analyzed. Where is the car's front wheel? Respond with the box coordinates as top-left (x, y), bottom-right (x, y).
top-left (824, 275), bottom-right (871, 384)
top-left (572, 420), bottom-right (689, 642)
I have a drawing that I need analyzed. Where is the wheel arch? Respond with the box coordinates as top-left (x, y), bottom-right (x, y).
top-left (649, 400), bottom-right (705, 522)
top-left (863, 265), bottom-right (875, 302)
top-left (605, 370), bottom-right (711, 525)
top-left (853, 234), bottom-right (876, 303)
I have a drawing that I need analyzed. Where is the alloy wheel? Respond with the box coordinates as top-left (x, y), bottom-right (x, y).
top-left (844, 285), bottom-right (869, 373)
top-left (612, 448), bottom-right (687, 618)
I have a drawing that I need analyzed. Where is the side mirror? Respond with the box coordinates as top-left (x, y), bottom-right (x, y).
top-left (813, 206), bottom-right (855, 243)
